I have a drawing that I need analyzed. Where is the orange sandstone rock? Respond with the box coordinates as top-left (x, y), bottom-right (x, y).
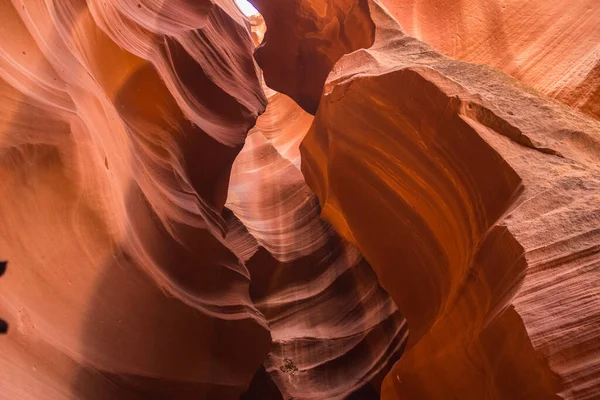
top-left (1, 0), bottom-right (599, 398)
top-left (252, 0), bottom-right (376, 113)
top-left (226, 127), bottom-right (406, 399)
top-left (297, 2), bottom-right (600, 399)
top-left (0, 0), bottom-right (270, 397)
top-left (380, 0), bottom-right (600, 120)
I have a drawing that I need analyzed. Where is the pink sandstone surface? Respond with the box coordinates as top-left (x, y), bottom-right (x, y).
top-left (0, 0), bottom-right (598, 399)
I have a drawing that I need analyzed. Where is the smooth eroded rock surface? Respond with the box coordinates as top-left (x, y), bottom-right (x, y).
top-left (1, 0), bottom-right (599, 398)
top-left (293, 2), bottom-right (600, 399)
top-left (0, 0), bottom-right (270, 398)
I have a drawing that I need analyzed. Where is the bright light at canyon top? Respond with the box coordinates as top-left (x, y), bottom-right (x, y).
top-left (235, 0), bottom-right (259, 16)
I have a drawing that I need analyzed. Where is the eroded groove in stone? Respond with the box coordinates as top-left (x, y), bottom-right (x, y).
top-left (225, 120), bottom-right (406, 400)
top-left (0, 0), bottom-right (269, 398)
top-left (0, 0), bottom-right (599, 398)
top-left (282, 2), bottom-right (599, 399)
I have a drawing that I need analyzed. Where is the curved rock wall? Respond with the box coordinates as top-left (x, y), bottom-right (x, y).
top-left (0, 0), bottom-right (270, 398)
top-left (252, 0), bottom-right (376, 113)
top-left (226, 115), bottom-right (406, 399)
top-left (257, 1), bottom-right (599, 398)
top-left (1, 0), bottom-right (599, 398)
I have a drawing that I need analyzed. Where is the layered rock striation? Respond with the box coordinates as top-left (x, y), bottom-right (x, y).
top-left (226, 108), bottom-right (406, 400)
top-left (0, 0), bottom-right (269, 398)
top-left (0, 0), bottom-right (405, 398)
top-left (252, 0), bottom-right (600, 398)
top-left (1, 0), bottom-right (599, 399)
top-left (380, 0), bottom-right (600, 121)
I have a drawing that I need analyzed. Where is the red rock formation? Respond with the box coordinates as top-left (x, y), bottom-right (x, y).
top-left (0, 0), bottom-right (406, 398)
top-left (0, 0), bottom-right (270, 398)
top-left (254, 1), bottom-right (599, 398)
top-left (226, 121), bottom-right (406, 399)
top-left (1, 0), bottom-right (599, 398)
top-left (252, 0), bottom-right (376, 114)
top-left (380, 0), bottom-right (600, 121)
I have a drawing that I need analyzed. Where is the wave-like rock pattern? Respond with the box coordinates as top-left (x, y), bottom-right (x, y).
top-left (0, 0), bottom-right (408, 398)
top-left (2, 0), bottom-right (599, 398)
top-left (252, 0), bottom-right (599, 398)
top-left (225, 105), bottom-right (406, 399)
top-left (0, 0), bottom-right (271, 398)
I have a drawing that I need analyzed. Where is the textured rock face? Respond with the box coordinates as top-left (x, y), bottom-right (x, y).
top-left (0, 0), bottom-right (270, 398)
top-left (0, 0), bottom-right (404, 398)
top-left (380, 0), bottom-right (600, 121)
top-left (265, 1), bottom-right (599, 399)
top-left (226, 99), bottom-right (406, 399)
top-left (1, 0), bottom-right (599, 399)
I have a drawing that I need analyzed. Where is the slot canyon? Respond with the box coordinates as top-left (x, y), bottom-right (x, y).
top-left (0, 0), bottom-right (599, 398)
